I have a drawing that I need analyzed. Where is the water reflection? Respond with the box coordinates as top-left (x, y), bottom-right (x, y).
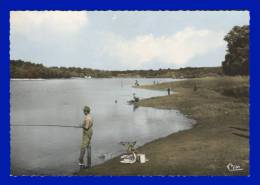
top-left (133, 104), bottom-right (139, 112)
top-left (11, 78), bottom-right (193, 175)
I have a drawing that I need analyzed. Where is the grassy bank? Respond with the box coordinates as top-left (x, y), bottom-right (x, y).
top-left (78, 76), bottom-right (249, 176)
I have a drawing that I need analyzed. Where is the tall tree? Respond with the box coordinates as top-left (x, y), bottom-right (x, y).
top-left (222, 25), bottom-right (249, 75)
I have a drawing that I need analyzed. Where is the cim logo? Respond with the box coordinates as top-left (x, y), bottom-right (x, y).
top-left (226, 163), bottom-right (243, 172)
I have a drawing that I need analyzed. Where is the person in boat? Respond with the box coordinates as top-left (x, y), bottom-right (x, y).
top-left (79, 106), bottom-right (93, 168)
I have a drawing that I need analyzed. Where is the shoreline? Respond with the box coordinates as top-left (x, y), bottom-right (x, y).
top-left (78, 76), bottom-right (249, 176)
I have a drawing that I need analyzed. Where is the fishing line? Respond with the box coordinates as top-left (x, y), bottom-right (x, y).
top-left (10, 124), bottom-right (82, 128)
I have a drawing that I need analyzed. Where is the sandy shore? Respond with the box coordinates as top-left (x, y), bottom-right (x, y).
top-left (78, 76), bottom-right (249, 176)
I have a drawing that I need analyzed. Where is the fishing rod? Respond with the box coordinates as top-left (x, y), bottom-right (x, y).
top-left (10, 124), bottom-right (82, 128)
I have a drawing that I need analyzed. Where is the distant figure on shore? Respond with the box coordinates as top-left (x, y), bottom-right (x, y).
top-left (79, 106), bottom-right (93, 168)
top-left (193, 83), bottom-right (197, 92)
top-left (127, 93), bottom-right (140, 104)
top-left (133, 93), bottom-right (139, 102)
top-left (153, 81), bottom-right (156, 85)
top-left (135, 80), bottom-right (139, 86)
top-left (167, 88), bottom-right (171, 96)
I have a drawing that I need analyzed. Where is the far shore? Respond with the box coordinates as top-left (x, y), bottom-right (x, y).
top-left (78, 76), bottom-right (249, 176)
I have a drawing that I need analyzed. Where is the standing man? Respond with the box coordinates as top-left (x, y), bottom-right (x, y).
top-left (79, 106), bottom-right (93, 168)
top-left (167, 88), bottom-right (171, 96)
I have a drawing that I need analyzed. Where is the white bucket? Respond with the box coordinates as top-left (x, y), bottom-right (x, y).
top-left (139, 154), bottom-right (146, 163)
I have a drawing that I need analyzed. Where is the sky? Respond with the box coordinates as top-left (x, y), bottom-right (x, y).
top-left (10, 11), bottom-right (249, 70)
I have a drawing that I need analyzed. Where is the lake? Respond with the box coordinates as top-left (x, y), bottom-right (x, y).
top-left (11, 78), bottom-right (194, 175)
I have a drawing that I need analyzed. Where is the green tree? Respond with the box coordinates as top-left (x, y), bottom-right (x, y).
top-left (222, 25), bottom-right (249, 75)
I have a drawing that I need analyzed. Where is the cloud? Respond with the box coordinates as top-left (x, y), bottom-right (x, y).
top-left (104, 27), bottom-right (225, 69)
top-left (10, 11), bottom-right (88, 38)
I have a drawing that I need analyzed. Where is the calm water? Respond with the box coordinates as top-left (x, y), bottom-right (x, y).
top-left (11, 78), bottom-right (194, 175)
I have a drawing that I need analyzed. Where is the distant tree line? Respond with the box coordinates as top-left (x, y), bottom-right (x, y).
top-left (10, 60), bottom-right (112, 78)
top-left (10, 59), bottom-right (223, 79)
top-left (222, 25), bottom-right (249, 75)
